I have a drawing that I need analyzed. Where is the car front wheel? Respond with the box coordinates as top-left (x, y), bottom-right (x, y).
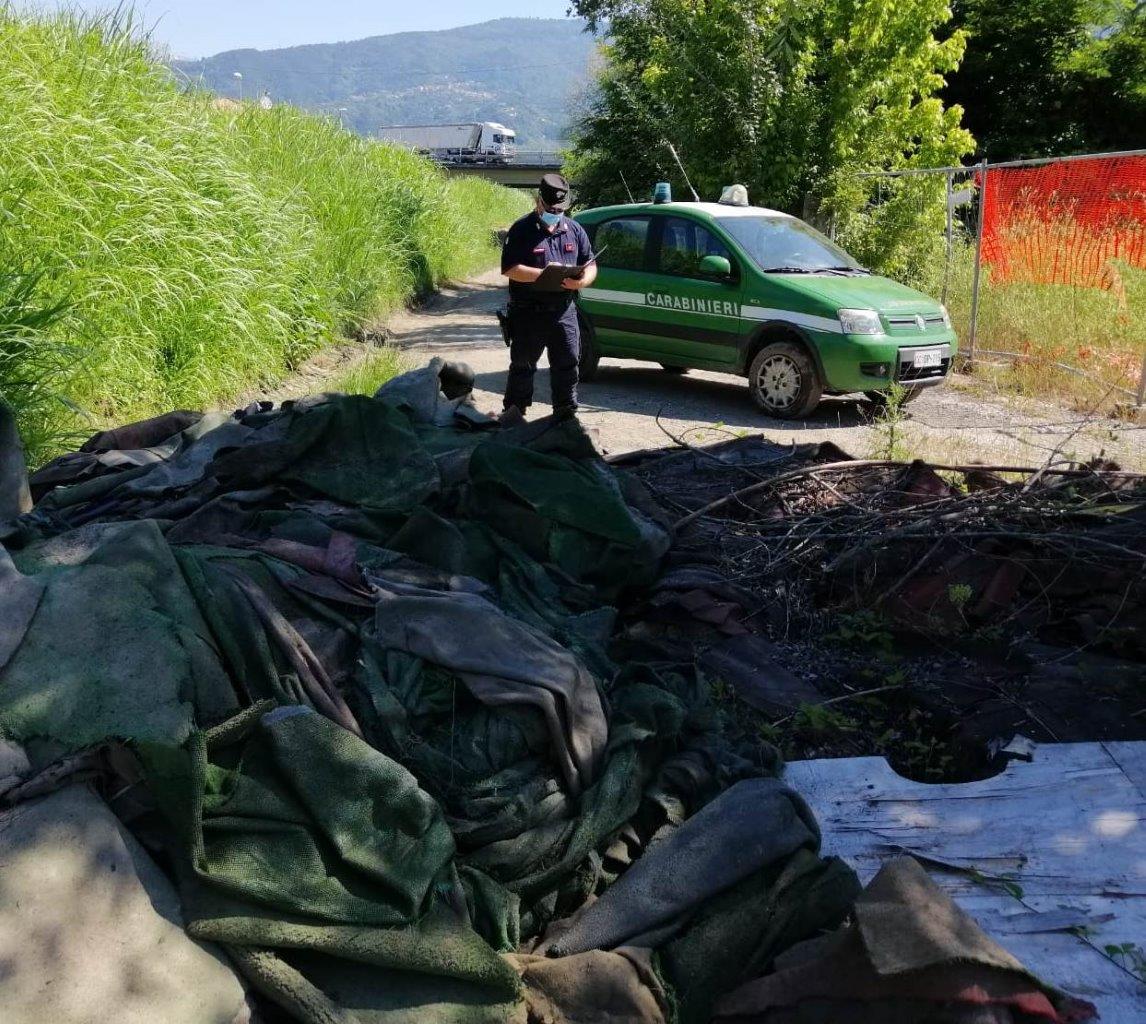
top-left (748, 342), bottom-right (823, 419)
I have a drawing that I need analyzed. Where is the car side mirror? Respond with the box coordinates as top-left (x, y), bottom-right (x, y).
top-left (699, 254), bottom-right (732, 279)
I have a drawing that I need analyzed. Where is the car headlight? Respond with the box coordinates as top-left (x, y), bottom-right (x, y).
top-left (837, 308), bottom-right (883, 336)
top-left (940, 305), bottom-right (952, 329)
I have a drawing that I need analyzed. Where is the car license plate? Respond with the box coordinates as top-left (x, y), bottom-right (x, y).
top-left (913, 349), bottom-right (942, 368)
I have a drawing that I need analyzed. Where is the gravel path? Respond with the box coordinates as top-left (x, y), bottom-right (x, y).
top-left (331, 268), bottom-right (1146, 468)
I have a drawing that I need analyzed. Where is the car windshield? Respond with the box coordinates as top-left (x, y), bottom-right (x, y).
top-left (717, 215), bottom-right (864, 273)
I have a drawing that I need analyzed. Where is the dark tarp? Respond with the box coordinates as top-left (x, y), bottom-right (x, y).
top-left (1, 372), bottom-right (853, 1024)
top-left (0, 546), bottom-right (43, 675)
top-left (507, 946), bottom-right (671, 1024)
top-left (2, 520), bottom-right (236, 747)
top-left (714, 857), bottom-right (1097, 1024)
top-left (140, 703), bottom-right (522, 1024)
top-left (541, 778), bottom-right (860, 1024)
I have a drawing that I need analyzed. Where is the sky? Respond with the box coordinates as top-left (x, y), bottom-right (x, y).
top-left (31, 1), bottom-right (575, 58)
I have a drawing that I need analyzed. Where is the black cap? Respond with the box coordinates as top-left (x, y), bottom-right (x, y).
top-left (539, 172), bottom-right (571, 211)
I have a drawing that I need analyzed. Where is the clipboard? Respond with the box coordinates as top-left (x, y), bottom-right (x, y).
top-left (530, 245), bottom-right (608, 292)
top-left (532, 263), bottom-right (585, 292)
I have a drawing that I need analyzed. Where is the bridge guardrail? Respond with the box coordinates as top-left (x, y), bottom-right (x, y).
top-left (510, 152), bottom-right (564, 166)
top-left (431, 152), bottom-right (563, 168)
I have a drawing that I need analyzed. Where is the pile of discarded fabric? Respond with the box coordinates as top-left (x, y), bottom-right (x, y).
top-left (0, 365), bottom-right (855, 1024)
top-left (714, 858), bottom-right (1098, 1024)
top-left (0, 368), bottom-right (1100, 1024)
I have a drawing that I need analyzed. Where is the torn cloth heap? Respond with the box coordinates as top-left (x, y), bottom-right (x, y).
top-left (715, 857), bottom-right (1097, 1024)
top-left (542, 778), bottom-right (862, 1024)
top-left (138, 704), bottom-right (523, 1024)
top-left (0, 365), bottom-right (852, 1023)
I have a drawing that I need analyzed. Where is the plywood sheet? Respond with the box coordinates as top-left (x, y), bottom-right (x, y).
top-left (786, 742), bottom-right (1146, 1023)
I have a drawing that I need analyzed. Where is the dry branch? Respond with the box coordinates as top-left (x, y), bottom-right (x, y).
top-left (673, 459), bottom-right (1146, 530)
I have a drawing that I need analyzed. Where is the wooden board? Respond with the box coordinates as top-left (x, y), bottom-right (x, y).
top-left (785, 742), bottom-right (1146, 1022)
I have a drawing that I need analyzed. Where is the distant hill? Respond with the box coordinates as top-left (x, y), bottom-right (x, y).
top-left (173, 18), bottom-right (597, 148)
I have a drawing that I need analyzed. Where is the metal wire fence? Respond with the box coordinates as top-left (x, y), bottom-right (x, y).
top-left (855, 150), bottom-right (1146, 409)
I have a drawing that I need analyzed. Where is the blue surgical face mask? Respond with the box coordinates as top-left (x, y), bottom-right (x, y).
top-left (540, 210), bottom-right (562, 228)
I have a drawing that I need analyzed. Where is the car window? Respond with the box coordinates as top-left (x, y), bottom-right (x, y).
top-left (658, 217), bottom-right (734, 278)
top-left (716, 215), bottom-right (862, 272)
top-left (593, 216), bottom-right (651, 271)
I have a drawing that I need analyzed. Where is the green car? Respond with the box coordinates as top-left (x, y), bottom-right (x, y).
top-left (573, 200), bottom-right (957, 418)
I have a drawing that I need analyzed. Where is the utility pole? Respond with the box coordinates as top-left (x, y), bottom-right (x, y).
top-left (232, 71), bottom-right (243, 102)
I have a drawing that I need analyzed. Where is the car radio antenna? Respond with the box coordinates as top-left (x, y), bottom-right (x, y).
top-left (619, 170), bottom-right (636, 203)
top-left (664, 141), bottom-right (701, 202)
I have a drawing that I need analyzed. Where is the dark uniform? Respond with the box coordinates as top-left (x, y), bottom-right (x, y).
top-left (500, 209), bottom-right (594, 415)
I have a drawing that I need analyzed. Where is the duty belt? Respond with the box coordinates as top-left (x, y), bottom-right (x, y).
top-left (509, 298), bottom-right (574, 313)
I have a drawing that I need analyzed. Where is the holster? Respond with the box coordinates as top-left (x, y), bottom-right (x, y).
top-left (495, 306), bottom-right (513, 348)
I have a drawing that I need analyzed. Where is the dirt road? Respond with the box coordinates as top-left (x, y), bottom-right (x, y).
top-left (385, 269), bottom-right (1146, 467)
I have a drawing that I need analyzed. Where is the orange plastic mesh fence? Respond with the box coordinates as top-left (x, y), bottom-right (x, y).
top-left (979, 155), bottom-right (1146, 301)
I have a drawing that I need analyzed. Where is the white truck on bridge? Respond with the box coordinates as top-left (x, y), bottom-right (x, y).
top-left (376, 122), bottom-right (517, 164)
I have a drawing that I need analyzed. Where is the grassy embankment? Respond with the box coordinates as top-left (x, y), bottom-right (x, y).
top-left (0, 8), bottom-right (527, 464)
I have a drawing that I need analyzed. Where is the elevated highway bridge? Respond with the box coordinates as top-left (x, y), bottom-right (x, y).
top-left (440, 152), bottom-right (563, 188)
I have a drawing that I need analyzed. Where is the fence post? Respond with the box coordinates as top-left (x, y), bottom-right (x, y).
top-left (967, 158), bottom-right (989, 369)
top-left (1137, 348), bottom-right (1146, 409)
top-left (942, 171), bottom-right (954, 306)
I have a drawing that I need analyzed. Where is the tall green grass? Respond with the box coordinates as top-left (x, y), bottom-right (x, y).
top-left (326, 347), bottom-right (408, 397)
top-left (0, 7), bottom-right (526, 464)
top-left (909, 243), bottom-right (1146, 410)
top-left (0, 255), bottom-right (77, 460)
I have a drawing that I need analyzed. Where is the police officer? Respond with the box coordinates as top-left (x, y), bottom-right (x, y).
top-left (500, 172), bottom-right (596, 422)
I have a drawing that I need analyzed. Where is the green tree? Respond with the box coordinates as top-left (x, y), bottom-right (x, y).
top-left (942, 0), bottom-right (1145, 159)
top-left (567, 0), bottom-right (975, 279)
